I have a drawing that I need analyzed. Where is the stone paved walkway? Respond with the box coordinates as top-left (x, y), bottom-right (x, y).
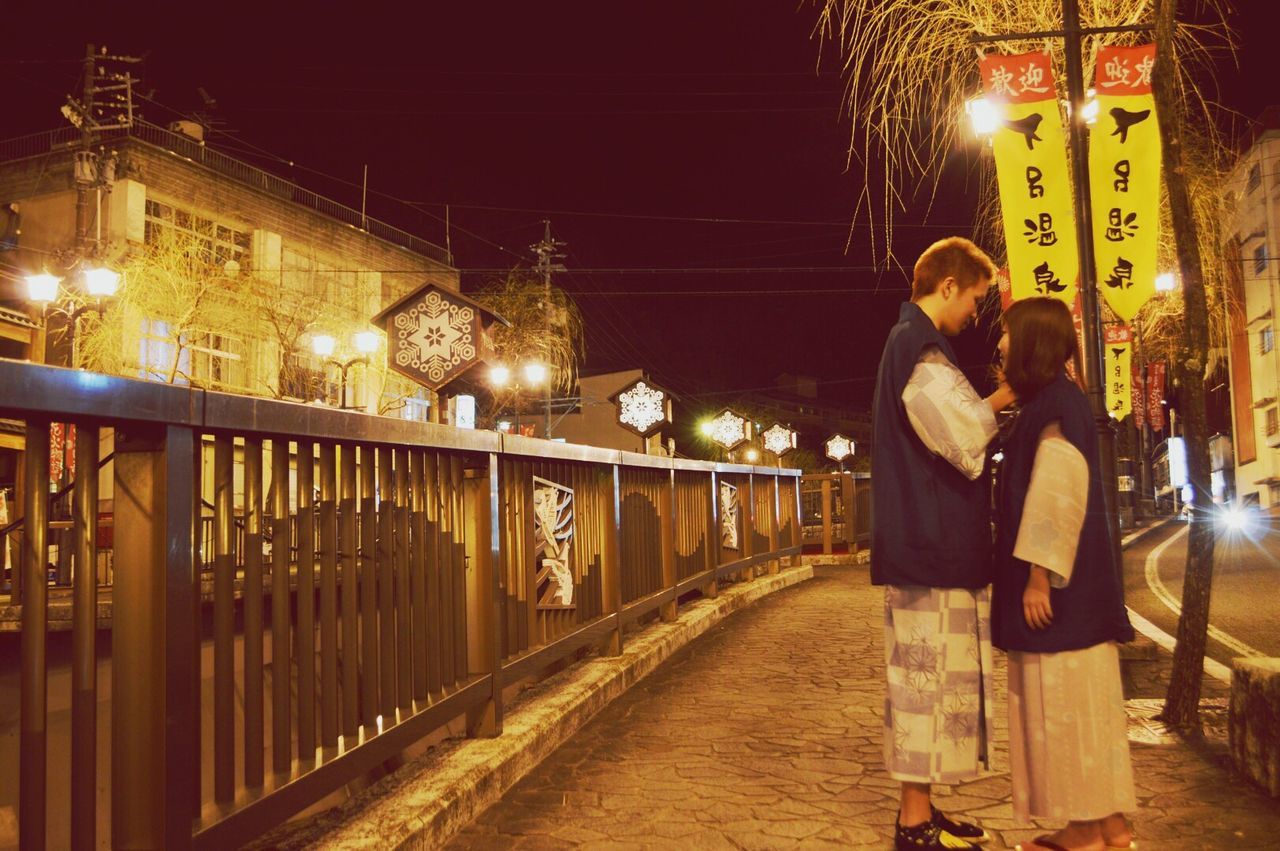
top-left (447, 565), bottom-right (1280, 850)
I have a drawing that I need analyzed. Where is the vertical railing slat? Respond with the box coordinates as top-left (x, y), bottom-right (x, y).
top-left (213, 433), bottom-right (236, 803)
top-left (71, 423), bottom-right (99, 851)
top-left (296, 439), bottom-right (316, 759)
top-left (319, 442), bottom-right (339, 748)
top-left (394, 448), bottom-right (412, 710)
top-left (243, 437), bottom-right (265, 787)
top-left (338, 444), bottom-right (360, 737)
top-left (377, 447), bottom-right (396, 718)
top-left (20, 419), bottom-right (49, 851)
top-left (271, 439), bottom-right (292, 772)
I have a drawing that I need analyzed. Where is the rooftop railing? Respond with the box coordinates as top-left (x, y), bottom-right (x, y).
top-left (0, 121), bottom-right (452, 265)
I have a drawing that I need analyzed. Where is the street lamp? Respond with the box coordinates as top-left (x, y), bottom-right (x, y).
top-left (24, 265), bottom-right (121, 366)
top-left (312, 330), bottom-right (381, 410)
top-left (488, 361), bottom-right (546, 434)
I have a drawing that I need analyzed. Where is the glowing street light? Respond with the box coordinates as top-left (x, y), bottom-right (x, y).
top-left (83, 266), bottom-right (121, 298)
top-left (612, 378), bottom-right (673, 439)
top-left (762, 423), bottom-right (798, 458)
top-left (966, 95), bottom-right (1000, 136)
top-left (705, 409), bottom-right (749, 452)
top-left (488, 361), bottom-right (547, 434)
top-left (826, 434), bottom-right (854, 464)
top-left (24, 272), bottom-right (61, 305)
top-left (744, 448), bottom-right (760, 463)
top-left (523, 362), bottom-right (547, 385)
top-left (313, 331), bottom-right (382, 410)
top-left (1155, 272), bottom-right (1178, 293)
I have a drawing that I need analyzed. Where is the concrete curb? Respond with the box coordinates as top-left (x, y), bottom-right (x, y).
top-left (270, 564), bottom-right (815, 849)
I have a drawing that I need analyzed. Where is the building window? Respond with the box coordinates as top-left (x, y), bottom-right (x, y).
top-left (1248, 163), bottom-right (1262, 194)
top-left (1267, 407), bottom-right (1279, 438)
top-left (399, 389), bottom-right (432, 422)
top-left (1256, 245), bottom-right (1269, 276)
top-left (1262, 327), bottom-right (1274, 356)
top-left (144, 199), bottom-right (249, 265)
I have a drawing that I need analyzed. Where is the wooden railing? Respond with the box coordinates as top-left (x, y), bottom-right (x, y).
top-left (800, 472), bottom-right (871, 555)
top-left (0, 358), bottom-right (801, 850)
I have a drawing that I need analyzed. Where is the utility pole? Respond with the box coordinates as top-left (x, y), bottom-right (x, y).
top-left (974, 7), bottom-right (1153, 562)
top-left (530, 220), bottom-right (566, 439)
top-left (64, 44), bottom-right (141, 257)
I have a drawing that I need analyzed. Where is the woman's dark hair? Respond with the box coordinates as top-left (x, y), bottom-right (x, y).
top-left (1002, 297), bottom-right (1080, 401)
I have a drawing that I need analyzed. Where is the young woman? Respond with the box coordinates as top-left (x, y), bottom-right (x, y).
top-left (993, 297), bottom-right (1138, 851)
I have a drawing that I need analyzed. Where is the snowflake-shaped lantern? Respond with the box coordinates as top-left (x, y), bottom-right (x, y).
top-left (705, 409), bottom-right (749, 451)
top-left (825, 434), bottom-right (854, 463)
top-left (372, 283), bottom-right (507, 392)
top-left (611, 378), bottom-right (672, 438)
top-left (761, 423), bottom-right (797, 458)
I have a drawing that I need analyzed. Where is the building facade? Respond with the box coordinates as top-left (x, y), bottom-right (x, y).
top-left (0, 120), bottom-right (458, 414)
top-left (1224, 107), bottom-right (1280, 507)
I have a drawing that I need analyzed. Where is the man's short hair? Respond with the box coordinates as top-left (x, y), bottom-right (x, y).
top-left (910, 237), bottom-right (997, 300)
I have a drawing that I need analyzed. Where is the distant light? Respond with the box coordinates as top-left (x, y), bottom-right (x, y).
top-left (825, 434), bottom-right (854, 463)
top-left (762, 423), bottom-right (797, 457)
top-left (700, 421), bottom-right (715, 436)
top-left (744, 448), bottom-right (760, 463)
top-left (497, 419), bottom-right (513, 433)
top-left (1155, 272), bottom-right (1177, 292)
top-left (311, 334), bottom-right (336, 358)
top-left (455, 394), bottom-right (476, 430)
top-left (83, 266), bottom-right (120, 298)
top-left (1168, 437), bottom-right (1188, 488)
top-left (966, 96), bottom-right (1000, 136)
top-left (489, 365), bottom-right (511, 387)
top-left (523, 362), bottom-right (547, 385)
top-left (1082, 88), bottom-right (1099, 125)
top-left (354, 330), bottom-right (380, 353)
top-left (25, 272), bottom-right (61, 304)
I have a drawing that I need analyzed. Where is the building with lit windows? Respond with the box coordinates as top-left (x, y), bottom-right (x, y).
top-left (1224, 106), bottom-right (1280, 507)
top-left (0, 119), bottom-right (458, 413)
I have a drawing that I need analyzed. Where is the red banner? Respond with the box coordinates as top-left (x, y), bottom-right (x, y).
top-left (979, 51), bottom-right (1057, 104)
top-left (1147, 361), bottom-right (1166, 432)
top-left (1132, 365), bottom-right (1147, 429)
top-left (49, 423), bottom-right (65, 483)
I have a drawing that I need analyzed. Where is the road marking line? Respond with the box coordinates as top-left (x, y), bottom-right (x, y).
top-left (1124, 607), bottom-right (1232, 685)
top-left (1143, 523), bottom-right (1266, 660)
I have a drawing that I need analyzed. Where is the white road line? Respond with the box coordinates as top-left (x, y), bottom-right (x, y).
top-left (1143, 523), bottom-right (1266, 660)
top-left (1125, 607), bottom-right (1233, 685)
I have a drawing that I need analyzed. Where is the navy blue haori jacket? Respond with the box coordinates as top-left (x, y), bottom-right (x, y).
top-left (870, 302), bottom-right (993, 589)
top-left (992, 373), bottom-right (1134, 653)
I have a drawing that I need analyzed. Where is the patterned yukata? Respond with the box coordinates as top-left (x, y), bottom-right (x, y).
top-left (883, 346), bottom-right (998, 783)
top-left (1006, 427), bottom-right (1137, 822)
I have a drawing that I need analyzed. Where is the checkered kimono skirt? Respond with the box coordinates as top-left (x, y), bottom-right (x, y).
top-left (883, 585), bottom-right (995, 783)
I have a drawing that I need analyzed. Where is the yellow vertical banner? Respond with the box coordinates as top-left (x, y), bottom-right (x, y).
top-left (980, 51), bottom-right (1079, 306)
top-left (1090, 44), bottom-right (1160, 321)
top-left (1104, 324), bottom-right (1133, 420)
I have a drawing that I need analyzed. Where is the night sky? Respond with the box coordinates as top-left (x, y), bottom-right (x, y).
top-left (2, 2), bottom-right (1273, 420)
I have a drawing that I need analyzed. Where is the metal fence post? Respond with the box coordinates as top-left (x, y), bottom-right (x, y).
top-left (466, 452), bottom-right (504, 737)
top-left (600, 464), bottom-right (623, 655)
top-left (112, 423), bottom-right (195, 850)
top-left (659, 468), bottom-right (677, 622)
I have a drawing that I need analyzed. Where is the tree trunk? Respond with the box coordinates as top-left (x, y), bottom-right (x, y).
top-left (1153, 0), bottom-right (1217, 732)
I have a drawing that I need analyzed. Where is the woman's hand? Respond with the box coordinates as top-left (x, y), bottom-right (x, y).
top-left (1023, 565), bottom-right (1053, 629)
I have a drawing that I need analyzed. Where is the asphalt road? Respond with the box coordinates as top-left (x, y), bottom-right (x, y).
top-left (1123, 517), bottom-right (1280, 668)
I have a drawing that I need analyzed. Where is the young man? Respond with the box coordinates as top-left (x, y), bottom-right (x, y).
top-left (871, 237), bottom-right (1016, 851)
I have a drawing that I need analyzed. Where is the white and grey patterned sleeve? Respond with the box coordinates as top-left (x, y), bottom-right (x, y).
top-left (1012, 425), bottom-right (1088, 587)
top-left (900, 346), bottom-right (999, 481)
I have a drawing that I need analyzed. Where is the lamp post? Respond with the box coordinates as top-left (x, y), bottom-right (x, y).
top-left (489, 361), bottom-right (546, 434)
top-left (312, 330), bottom-right (380, 410)
top-left (25, 265), bottom-right (120, 366)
